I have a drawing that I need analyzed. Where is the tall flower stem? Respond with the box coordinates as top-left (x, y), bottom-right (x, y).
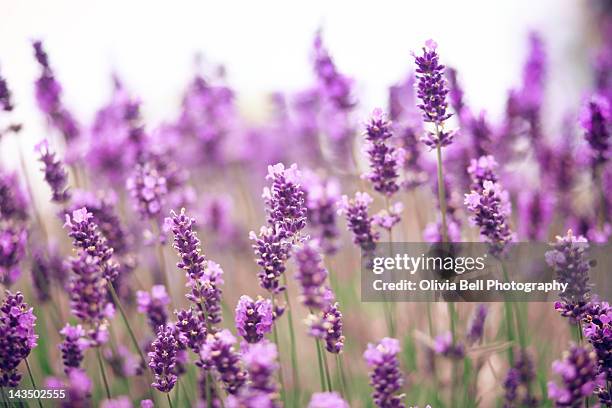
top-left (435, 142), bottom-right (448, 243)
top-left (166, 393), bottom-right (174, 408)
top-left (321, 348), bottom-right (333, 392)
top-left (151, 221), bottom-right (171, 296)
top-left (96, 346), bottom-right (112, 399)
top-left (336, 354), bottom-right (349, 400)
top-left (383, 196), bottom-right (397, 338)
top-left (17, 137), bottom-right (49, 243)
top-left (314, 338), bottom-right (326, 391)
top-left (107, 282), bottom-right (147, 368)
top-left (270, 292), bottom-right (287, 407)
top-left (282, 274), bottom-right (300, 401)
top-left (25, 358), bottom-right (43, 408)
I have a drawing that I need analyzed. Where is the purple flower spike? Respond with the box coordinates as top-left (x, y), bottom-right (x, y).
top-left (580, 94), bottom-right (610, 168)
top-left (467, 155), bottom-right (499, 192)
top-left (518, 190), bottom-right (554, 241)
top-left (59, 324), bottom-right (88, 374)
top-left (263, 163), bottom-right (307, 240)
top-left (302, 171), bottom-right (340, 255)
top-left (0, 69), bottom-right (13, 112)
top-left (241, 340), bottom-right (279, 396)
top-left (235, 295), bottom-right (273, 344)
top-left (308, 289), bottom-right (345, 354)
top-left (337, 192), bottom-right (379, 252)
top-left (127, 162), bottom-right (167, 220)
top-left (175, 308), bottom-right (207, 353)
top-left (0, 225), bottom-right (27, 285)
top-left (465, 180), bottom-right (514, 257)
top-left (581, 301), bottom-right (611, 386)
top-left (148, 325), bottom-right (178, 393)
top-left (312, 31), bottom-right (354, 110)
top-left (362, 109), bottom-right (400, 196)
top-left (294, 243), bottom-right (329, 310)
top-left (46, 369), bottom-right (92, 407)
top-left (200, 330), bottom-right (247, 395)
top-left (64, 207), bottom-right (119, 282)
top-left (466, 304), bottom-right (488, 345)
top-left (414, 40), bottom-right (454, 148)
top-left (308, 392), bottom-right (350, 408)
top-left (137, 285), bottom-right (170, 333)
top-left (363, 337), bottom-right (405, 408)
top-left (503, 351), bottom-right (538, 408)
top-left (35, 140), bottom-right (71, 203)
top-left (0, 291), bottom-right (38, 387)
top-left (0, 171), bottom-right (29, 222)
top-left (548, 345), bottom-right (604, 407)
top-left (250, 226), bottom-right (292, 294)
top-left (433, 332), bottom-right (465, 359)
top-left (373, 202), bottom-right (403, 232)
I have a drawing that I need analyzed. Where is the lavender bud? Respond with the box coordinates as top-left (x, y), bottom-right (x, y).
top-left (175, 308), bottom-right (207, 353)
top-left (137, 285), bottom-right (170, 333)
top-left (581, 300), bottom-right (611, 382)
top-left (294, 243), bottom-right (329, 310)
top-left (302, 171), bottom-right (340, 255)
top-left (0, 69), bottom-right (13, 112)
top-left (35, 140), bottom-right (71, 203)
top-left (433, 332), bottom-right (465, 359)
top-left (337, 192), bottom-right (379, 253)
top-left (59, 324), bottom-right (88, 374)
top-left (127, 162), bottom-right (167, 220)
top-left (148, 325), bottom-right (178, 393)
top-left (580, 94), bottom-right (610, 168)
top-left (263, 163), bottom-right (307, 240)
top-left (200, 330), bottom-right (247, 395)
top-left (235, 295), bottom-right (273, 344)
top-left (362, 109), bottom-right (400, 196)
top-left (250, 226), bottom-right (291, 294)
top-left (363, 337), bottom-right (405, 408)
top-left (0, 171), bottom-right (29, 222)
top-left (0, 225), bottom-right (27, 285)
top-left (242, 340), bottom-right (279, 396)
top-left (466, 304), bottom-right (488, 345)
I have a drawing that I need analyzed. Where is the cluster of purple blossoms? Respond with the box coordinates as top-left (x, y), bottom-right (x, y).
top-left (0, 225), bottom-right (27, 285)
top-left (250, 226), bottom-right (292, 294)
top-left (59, 324), bottom-right (88, 374)
top-left (363, 337), bottom-right (405, 408)
top-left (302, 171), bottom-right (340, 255)
top-left (0, 171), bottom-right (29, 221)
top-left (467, 155), bottom-right (499, 192)
top-left (137, 285), bottom-right (171, 333)
top-left (200, 330), bottom-right (247, 395)
top-left (148, 324), bottom-right (179, 393)
top-left (433, 332), bottom-right (465, 360)
top-left (263, 163), bottom-right (307, 240)
top-left (0, 291), bottom-right (37, 387)
top-left (46, 369), bottom-right (92, 407)
top-left (545, 230), bottom-right (592, 321)
top-left (168, 209), bottom-right (224, 325)
top-left (362, 109), bottom-right (400, 196)
top-left (126, 161), bottom-right (168, 220)
top-left (308, 290), bottom-right (345, 354)
top-left (465, 180), bottom-right (514, 257)
top-left (518, 190), bottom-right (554, 241)
top-left (35, 139), bottom-right (71, 203)
top-left (227, 340), bottom-right (279, 407)
top-left (373, 202), bottom-right (404, 232)
top-left (312, 31), bottom-right (353, 111)
top-left (0, 69), bottom-right (13, 112)
top-left (235, 295), bottom-right (273, 344)
top-left (446, 67), bottom-right (466, 118)
top-left (548, 344), bottom-right (604, 407)
top-left (580, 94), bottom-right (610, 169)
top-left (32, 41), bottom-right (80, 142)
top-left (67, 254), bottom-right (113, 345)
top-left (337, 192), bottom-right (379, 252)
top-left (294, 243), bottom-right (329, 310)
top-left (31, 247), bottom-right (52, 302)
top-left (100, 396), bottom-right (133, 408)
top-left (308, 392), bottom-right (350, 408)
top-left (466, 304), bottom-right (488, 345)
top-left (582, 301), bottom-right (611, 384)
top-left (64, 207), bottom-right (119, 282)
top-left (503, 352), bottom-right (538, 408)
top-left (414, 40), bottom-right (454, 148)
top-left (175, 308), bottom-right (207, 353)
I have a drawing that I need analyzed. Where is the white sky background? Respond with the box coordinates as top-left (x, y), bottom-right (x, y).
top-left (0, 0), bottom-right (599, 168)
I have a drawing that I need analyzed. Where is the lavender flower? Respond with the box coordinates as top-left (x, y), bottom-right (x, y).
top-left (466, 110), bottom-right (493, 157)
top-left (337, 192), bottom-right (379, 252)
top-left (148, 325), bottom-right (178, 393)
top-left (64, 207), bottom-right (119, 282)
top-left (464, 180), bottom-right (514, 256)
top-left (100, 396), bottom-right (133, 408)
top-left (263, 163), bottom-right (307, 239)
top-left (414, 40), bottom-right (454, 148)
top-left (137, 285), bottom-right (170, 333)
top-left (312, 31), bottom-right (354, 110)
top-left (302, 171), bottom-right (340, 255)
top-left (519, 32), bottom-right (546, 119)
top-left (373, 203), bottom-right (403, 231)
top-left (580, 94), bottom-right (610, 168)
top-left (503, 352), bottom-right (538, 408)
top-left (0, 69), bottom-right (13, 112)
top-left (0, 291), bottom-right (38, 387)
top-left (175, 308), bottom-right (207, 353)
top-left (241, 340), bottom-right (278, 396)
top-left (467, 155), bottom-right (498, 192)
top-left (308, 392), bottom-right (350, 408)
top-left (518, 190), bottom-right (554, 241)
top-left (582, 300), bottom-right (611, 382)
top-left (127, 162), bottom-right (167, 220)
top-left (200, 330), bottom-right (247, 395)
top-left (168, 209), bottom-right (224, 325)
top-left (46, 369), bottom-right (91, 407)
top-left (67, 253), bottom-right (113, 344)
top-left (433, 332), bottom-right (465, 359)
top-left (0, 171), bottom-right (29, 221)
top-left (546, 230), bottom-right (592, 318)
top-left (548, 345), bottom-right (604, 407)
top-left (294, 243), bottom-right (329, 310)
top-left (59, 324), bottom-right (88, 374)
top-left (0, 225), bottom-right (27, 285)
top-left (466, 304), bottom-right (488, 345)
top-left (235, 295), bottom-right (273, 344)
top-left (35, 140), bottom-right (70, 203)
top-left (363, 337), bottom-right (405, 408)
top-left (309, 290), bottom-right (345, 354)
top-left (250, 226), bottom-right (292, 293)
top-left (362, 109), bottom-right (400, 196)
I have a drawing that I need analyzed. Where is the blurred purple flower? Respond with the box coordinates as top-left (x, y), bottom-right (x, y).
top-left (373, 202), bottom-right (403, 232)
top-left (433, 332), bottom-right (465, 359)
top-left (127, 162), bottom-right (168, 220)
top-left (0, 291), bottom-right (38, 387)
top-left (200, 330), bottom-right (247, 395)
top-left (100, 396), bottom-right (132, 408)
top-left (308, 289), bottom-right (344, 354)
top-left (0, 69), bottom-right (13, 112)
top-left (362, 109), bottom-right (400, 196)
top-left (308, 392), bottom-right (350, 408)
top-left (337, 192), bottom-right (379, 253)
top-left (137, 285), bottom-right (170, 333)
top-left (503, 351), bottom-right (538, 408)
top-left (0, 225), bottom-right (27, 285)
top-left (294, 242), bottom-right (329, 310)
top-left (59, 324), bottom-right (88, 374)
top-left (518, 190), bottom-right (554, 241)
top-left (467, 155), bottom-right (499, 192)
top-left (239, 340), bottom-right (279, 403)
top-left (0, 171), bottom-right (28, 222)
top-left (35, 139), bottom-right (71, 203)
top-left (363, 337), bottom-right (405, 408)
top-left (580, 94), bottom-right (610, 169)
top-left (302, 171), bottom-right (340, 255)
top-left (46, 369), bottom-right (91, 407)
top-left (466, 304), bottom-right (488, 345)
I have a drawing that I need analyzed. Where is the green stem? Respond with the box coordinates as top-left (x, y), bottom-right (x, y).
top-left (25, 358), bottom-right (43, 408)
top-left (271, 301), bottom-right (287, 407)
top-left (166, 392), bottom-right (174, 408)
top-left (314, 338), bottom-right (326, 391)
top-left (107, 282), bottom-right (147, 368)
top-left (205, 371), bottom-right (213, 408)
top-left (337, 354), bottom-right (349, 401)
top-left (321, 348), bottom-right (333, 392)
top-left (96, 347), bottom-right (112, 400)
top-left (435, 143), bottom-right (448, 242)
top-left (282, 275), bottom-right (300, 402)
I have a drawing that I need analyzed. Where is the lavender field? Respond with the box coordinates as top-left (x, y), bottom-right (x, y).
top-left (0, 1), bottom-right (610, 407)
